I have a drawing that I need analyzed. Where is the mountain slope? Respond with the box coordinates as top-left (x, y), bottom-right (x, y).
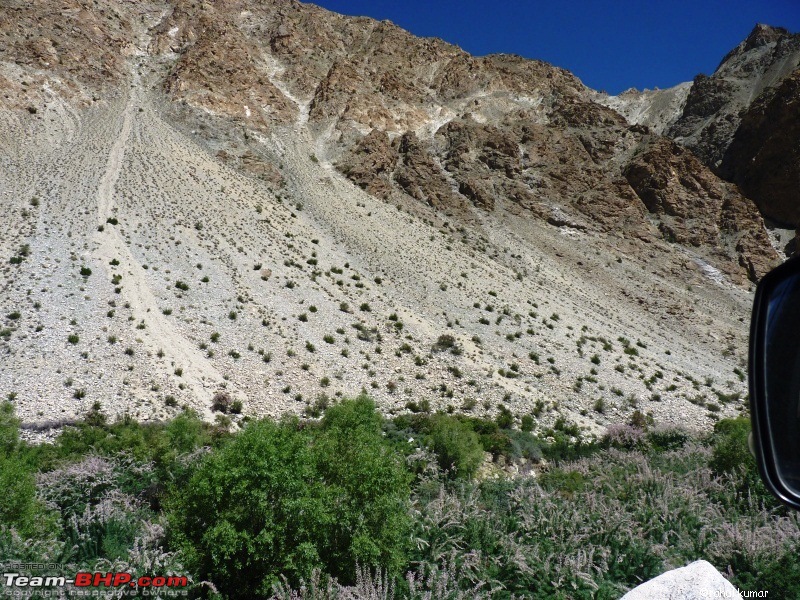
top-left (0, 0), bottom-right (779, 435)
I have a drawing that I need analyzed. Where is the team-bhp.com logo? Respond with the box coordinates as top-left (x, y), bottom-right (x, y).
top-left (3, 572), bottom-right (188, 594)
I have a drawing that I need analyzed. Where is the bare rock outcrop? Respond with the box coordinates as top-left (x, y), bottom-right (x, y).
top-left (0, 0), bottom-right (134, 110)
top-left (163, 25), bottom-right (296, 128)
top-left (336, 129), bottom-right (399, 200)
top-left (624, 138), bottom-right (779, 282)
top-left (720, 69), bottom-right (800, 227)
top-left (394, 132), bottom-right (467, 211)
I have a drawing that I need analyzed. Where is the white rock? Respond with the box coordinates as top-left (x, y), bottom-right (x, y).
top-left (621, 560), bottom-right (742, 600)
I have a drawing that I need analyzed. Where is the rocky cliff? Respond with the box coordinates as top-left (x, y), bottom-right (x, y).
top-left (600, 23), bottom-right (800, 231)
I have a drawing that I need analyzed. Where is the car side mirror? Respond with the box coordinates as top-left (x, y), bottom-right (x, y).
top-left (750, 257), bottom-right (800, 510)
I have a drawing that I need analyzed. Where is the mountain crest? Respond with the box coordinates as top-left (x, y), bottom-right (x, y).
top-left (743, 23), bottom-right (790, 50)
top-left (718, 23), bottom-right (793, 69)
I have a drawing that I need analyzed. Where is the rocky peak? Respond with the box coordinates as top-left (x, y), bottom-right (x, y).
top-left (599, 22), bottom-right (800, 217)
top-left (740, 23), bottom-right (791, 54)
top-left (666, 24), bottom-right (800, 168)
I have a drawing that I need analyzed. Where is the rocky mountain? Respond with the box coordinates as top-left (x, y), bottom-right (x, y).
top-left (600, 23), bottom-right (800, 231)
top-left (0, 0), bottom-right (786, 436)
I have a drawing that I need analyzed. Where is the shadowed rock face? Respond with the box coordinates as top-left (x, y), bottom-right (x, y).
top-left (600, 24), bottom-right (800, 233)
top-left (624, 138), bottom-right (777, 282)
top-left (720, 70), bottom-right (800, 227)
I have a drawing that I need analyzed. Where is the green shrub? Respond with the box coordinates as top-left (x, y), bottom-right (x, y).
top-left (0, 454), bottom-right (53, 538)
top-left (166, 410), bottom-right (210, 455)
top-left (169, 398), bottom-right (411, 595)
top-left (480, 430), bottom-right (514, 460)
top-left (707, 417), bottom-right (775, 509)
top-left (506, 429), bottom-right (542, 462)
top-left (647, 426), bottom-right (690, 452)
top-left (495, 405), bottom-right (514, 429)
top-left (709, 417), bottom-right (752, 476)
top-left (0, 404), bottom-right (53, 538)
top-left (520, 414), bottom-right (534, 432)
top-left (211, 391), bottom-right (231, 413)
top-left (427, 415), bottom-right (483, 479)
top-left (432, 334), bottom-right (456, 352)
top-left (0, 401), bottom-right (20, 455)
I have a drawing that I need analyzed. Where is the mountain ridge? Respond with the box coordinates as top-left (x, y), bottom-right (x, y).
top-left (600, 23), bottom-right (800, 232)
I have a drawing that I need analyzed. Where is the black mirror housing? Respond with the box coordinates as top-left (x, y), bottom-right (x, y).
top-left (750, 256), bottom-right (800, 510)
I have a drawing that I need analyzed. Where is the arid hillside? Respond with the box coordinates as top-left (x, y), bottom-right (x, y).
top-left (0, 0), bottom-right (788, 437)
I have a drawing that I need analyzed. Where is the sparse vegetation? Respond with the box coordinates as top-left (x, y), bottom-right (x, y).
top-left (0, 396), bottom-right (792, 598)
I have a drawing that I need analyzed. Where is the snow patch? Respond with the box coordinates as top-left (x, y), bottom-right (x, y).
top-left (168, 26), bottom-right (179, 38)
top-left (694, 258), bottom-right (726, 286)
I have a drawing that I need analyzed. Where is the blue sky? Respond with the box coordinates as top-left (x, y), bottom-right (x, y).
top-left (311, 0), bottom-right (800, 94)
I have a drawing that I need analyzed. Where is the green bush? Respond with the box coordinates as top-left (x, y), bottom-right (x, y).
top-left (707, 416), bottom-right (775, 509)
top-left (0, 455), bottom-right (48, 538)
top-left (0, 401), bottom-right (20, 454)
top-left (495, 405), bottom-right (514, 429)
top-left (427, 415), bottom-right (483, 479)
top-left (165, 410), bottom-right (211, 455)
top-left (709, 417), bottom-right (751, 475)
top-left (506, 429), bottom-right (542, 463)
top-left (647, 426), bottom-right (690, 452)
top-left (168, 398), bottom-right (411, 596)
top-left (520, 414), bottom-right (534, 432)
top-left (0, 404), bottom-right (53, 539)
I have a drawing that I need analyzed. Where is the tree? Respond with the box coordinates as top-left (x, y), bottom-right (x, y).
top-left (315, 397), bottom-right (413, 581)
top-left (168, 398), bottom-right (412, 597)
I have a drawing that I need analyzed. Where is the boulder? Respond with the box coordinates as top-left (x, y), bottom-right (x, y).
top-left (621, 560), bottom-right (742, 600)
